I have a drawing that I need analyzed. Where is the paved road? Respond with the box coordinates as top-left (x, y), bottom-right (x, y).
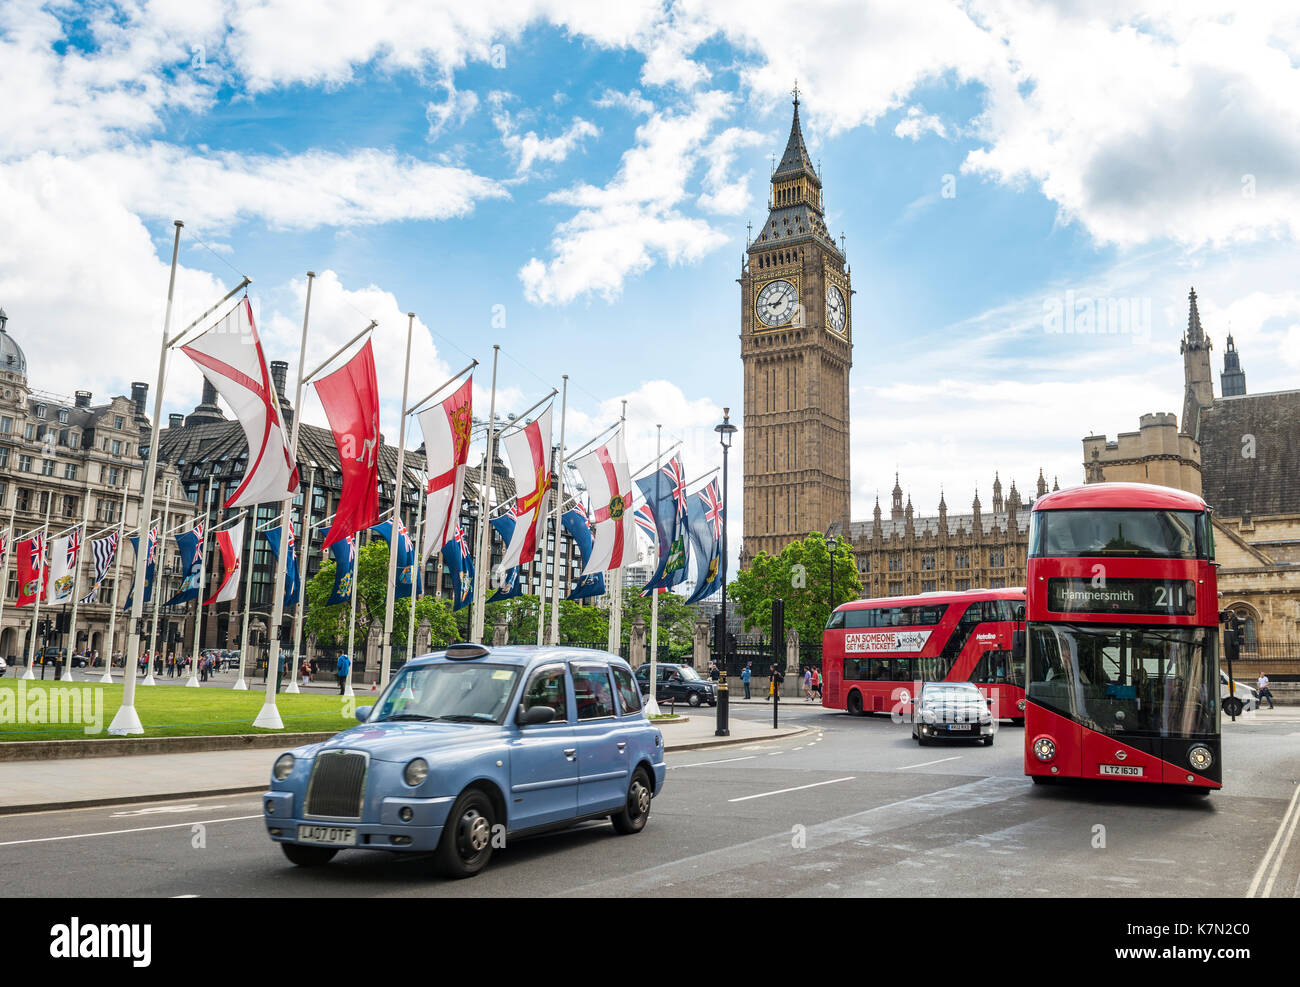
top-left (3, 703), bottom-right (1297, 897)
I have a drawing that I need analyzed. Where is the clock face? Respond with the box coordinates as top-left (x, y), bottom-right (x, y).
top-left (826, 283), bottom-right (847, 332)
top-left (756, 279), bottom-right (798, 327)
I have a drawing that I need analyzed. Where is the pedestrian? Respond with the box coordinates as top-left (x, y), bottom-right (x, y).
top-left (741, 662), bottom-right (751, 699)
top-left (276, 651), bottom-right (286, 694)
top-left (1257, 674), bottom-right (1276, 710)
top-left (300, 659), bottom-right (311, 687)
top-left (803, 666), bottom-right (813, 701)
top-left (812, 666), bottom-right (822, 702)
top-left (336, 653), bottom-right (351, 695)
top-left (769, 662), bottom-right (784, 700)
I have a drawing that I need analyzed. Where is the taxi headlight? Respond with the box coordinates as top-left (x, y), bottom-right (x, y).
top-left (1033, 737), bottom-right (1057, 762)
top-left (272, 754), bottom-right (295, 781)
top-left (922, 708), bottom-right (936, 724)
top-left (1188, 745), bottom-right (1213, 771)
top-left (404, 758), bottom-right (429, 787)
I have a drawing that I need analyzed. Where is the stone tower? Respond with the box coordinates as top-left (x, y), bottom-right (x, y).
top-left (1221, 333), bottom-right (1246, 397)
top-left (1180, 287), bottom-right (1214, 436)
top-left (739, 90), bottom-right (853, 565)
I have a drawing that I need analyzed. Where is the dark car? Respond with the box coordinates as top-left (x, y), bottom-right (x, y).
top-left (912, 681), bottom-right (995, 746)
top-left (34, 647), bottom-right (88, 668)
top-left (634, 662), bottom-right (717, 707)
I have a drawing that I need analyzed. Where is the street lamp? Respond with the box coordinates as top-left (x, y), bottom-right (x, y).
top-left (714, 407), bottom-right (738, 737)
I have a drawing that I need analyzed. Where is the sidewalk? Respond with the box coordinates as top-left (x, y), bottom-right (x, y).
top-left (0, 714), bottom-right (805, 815)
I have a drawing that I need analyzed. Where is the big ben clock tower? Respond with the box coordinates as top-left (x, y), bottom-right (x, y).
top-left (740, 90), bottom-right (852, 566)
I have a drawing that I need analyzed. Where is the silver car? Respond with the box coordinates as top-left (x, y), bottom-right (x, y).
top-left (912, 681), bottom-right (995, 746)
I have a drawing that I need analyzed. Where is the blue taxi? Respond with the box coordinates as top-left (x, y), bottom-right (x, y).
top-left (263, 644), bottom-right (667, 878)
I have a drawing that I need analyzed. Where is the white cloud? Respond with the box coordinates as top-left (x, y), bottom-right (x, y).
top-left (489, 96), bottom-right (600, 175)
top-left (894, 105), bottom-right (947, 141)
top-left (592, 88), bottom-right (656, 116)
top-left (425, 78), bottom-right (480, 141)
top-left (696, 126), bottom-right (766, 215)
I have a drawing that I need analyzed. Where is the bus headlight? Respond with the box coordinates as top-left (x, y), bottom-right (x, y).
top-left (1017, 699), bottom-right (1026, 712)
top-left (273, 754), bottom-right (295, 781)
top-left (1032, 737), bottom-right (1057, 762)
top-left (404, 758), bottom-right (429, 787)
top-left (1188, 746), bottom-right (1213, 771)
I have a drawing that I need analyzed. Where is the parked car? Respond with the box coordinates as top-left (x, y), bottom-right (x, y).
top-left (912, 680), bottom-right (995, 745)
top-left (34, 647), bottom-right (87, 667)
top-left (634, 662), bottom-right (717, 707)
top-left (264, 644), bottom-right (666, 878)
top-left (1221, 670), bottom-right (1259, 717)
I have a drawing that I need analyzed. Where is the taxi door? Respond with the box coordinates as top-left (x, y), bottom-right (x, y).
top-left (570, 661), bottom-right (631, 815)
top-left (508, 663), bottom-right (579, 830)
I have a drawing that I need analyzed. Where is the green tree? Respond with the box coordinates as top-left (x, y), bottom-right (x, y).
top-left (557, 599), bottom-right (608, 644)
top-left (727, 531), bottom-right (861, 646)
top-left (619, 586), bottom-right (697, 658)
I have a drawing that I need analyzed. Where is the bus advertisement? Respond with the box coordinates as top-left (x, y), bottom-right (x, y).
top-left (823, 588), bottom-right (1027, 723)
top-left (1020, 482), bottom-right (1223, 791)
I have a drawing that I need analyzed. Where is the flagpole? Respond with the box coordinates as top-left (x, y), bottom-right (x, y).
top-left (405, 470), bottom-right (426, 662)
top-left (23, 495), bottom-right (53, 681)
top-left (255, 270), bottom-right (314, 728)
top-left (472, 345), bottom-right (500, 645)
top-left (232, 511), bottom-right (257, 691)
top-left (101, 486), bottom-right (129, 684)
top-left (0, 500), bottom-right (14, 671)
top-left (62, 495), bottom-right (92, 680)
top-left (343, 533), bottom-right (358, 699)
top-left (607, 403), bottom-right (627, 656)
top-left (546, 377), bottom-right (569, 646)
top-left (286, 465), bottom-right (315, 694)
top-left (185, 477), bottom-right (214, 687)
top-left (379, 313), bottom-right (415, 691)
top-left (144, 482), bottom-right (174, 685)
top-left (646, 425), bottom-right (663, 713)
top-left (110, 219), bottom-right (182, 734)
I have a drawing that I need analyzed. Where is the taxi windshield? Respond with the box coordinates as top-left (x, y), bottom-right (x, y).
top-left (675, 666), bottom-right (701, 681)
top-left (372, 663), bottom-right (521, 725)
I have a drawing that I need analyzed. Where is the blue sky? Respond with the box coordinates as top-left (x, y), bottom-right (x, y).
top-left (3, 1), bottom-right (1300, 568)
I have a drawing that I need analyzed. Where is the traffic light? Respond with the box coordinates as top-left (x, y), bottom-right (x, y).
top-left (1219, 610), bottom-right (1243, 662)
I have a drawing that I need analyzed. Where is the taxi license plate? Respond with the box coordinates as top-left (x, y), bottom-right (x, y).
top-left (946, 723), bottom-right (972, 731)
top-left (297, 824), bottom-right (356, 846)
top-left (1098, 764), bottom-right (1143, 777)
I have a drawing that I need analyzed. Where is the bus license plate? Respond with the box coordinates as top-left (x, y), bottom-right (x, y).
top-left (946, 724), bottom-right (971, 731)
top-left (1098, 764), bottom-right (1143, 777)
top-left (297, 824), bottom-right (356, 846)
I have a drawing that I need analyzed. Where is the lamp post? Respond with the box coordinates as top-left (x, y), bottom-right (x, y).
top-left (714, 407), bottom-right (738, 737)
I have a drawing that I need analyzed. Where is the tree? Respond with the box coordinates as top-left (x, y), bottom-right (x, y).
top-left (619, 586), bottom-right (697, 658)
top-left (727, 531), bottom-right (861, 646)
top-left (557, 599), bottom-right (608, 644)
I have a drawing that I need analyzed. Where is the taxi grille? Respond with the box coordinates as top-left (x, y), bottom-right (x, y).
top-left (305, 751), bottom-right (367, 819)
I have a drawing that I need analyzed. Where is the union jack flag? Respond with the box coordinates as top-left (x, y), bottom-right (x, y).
top-left (634, 502), bottom-right (657, 541)
top-left (66, 527), bottom-right (82, 566)
top-left (661, 456), bottom-right (688, 521)
top-left (452, 524), bottom-right (470, 557)
top-left (0, 530), bottom-right (7, 568)
top-left (30, 533), bottom-right (45, 570)
top-left (145, 523), bottom-right (159, 566)
top-left (700, 480), bottom-right (723, 541)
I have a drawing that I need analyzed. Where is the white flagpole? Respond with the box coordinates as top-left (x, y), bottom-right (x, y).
top-left (343, 532), bottom-right (358, 699)
top-left (232, 511), bottom-right (257, 692)
top-left (0, 499), bottom-right (14, 666)
top-left (185, 477), bottom-right (214, 687)
top-left (62, 494), bottom-right (92, 680)
top-left (405, 470), bottom-right (426, 662)
top-left (547, 377), bottom-right (568, 645)
top-left (286, 465), bottom-right (315, 694)
top-left (379, 312), bottom-right (415, 691)
top-left (646, 424), bottom-right (662, 714)
top-left (109, 219), bottom-right (182, 734)
top-left (607, 403), bottom-right (627, 655)
top-left (472, 345), bottom-right (500, 644)
top-left (254, 271), bottom-right (315, 729)
top-left (101, 486), bottom-right (129, 684)
top-left (22, 497), bottom-right (53, 680)
top-left (144, 482), bottom-right (171, 686)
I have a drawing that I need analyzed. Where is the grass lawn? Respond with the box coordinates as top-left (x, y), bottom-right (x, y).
top-left (0, 680), bottom-right (366, 740)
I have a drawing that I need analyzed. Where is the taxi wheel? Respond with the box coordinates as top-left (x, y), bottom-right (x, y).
top-left (281, 843), bottom-right (338, 867)
top-left (688, 693), bottom-right (701, 707)
top-left (982, 734), bottom-right (994, 746)
top-left (435, 789), bottom-right (496, 879)
top-left (612, 767), bottom-right (653, 835)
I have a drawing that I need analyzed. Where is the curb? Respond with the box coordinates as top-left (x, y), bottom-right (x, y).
top-left (666, 725), bottom-right (809, 752)
top-left (0, 786), bottom-right (270, 817)
top-left (0, 732), bottom-right (336, 763)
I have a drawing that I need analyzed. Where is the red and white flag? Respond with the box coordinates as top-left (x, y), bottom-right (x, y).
top-left (571, 428), bottom-right (637, 576)
top-left (314, 339), bottom-right (381, 550)
top-left (204, 520), bottom-right (244, 605)
top-left (47, 528), bottom-right (81, 604)
top-left (16, 533), bottom-right (45, 606)
top-left (416, 375), bottom-right (472, 560)
top-left (498, 405), bottom-right (552, 570)
top-left (181, 297), bottom-right (300, 508)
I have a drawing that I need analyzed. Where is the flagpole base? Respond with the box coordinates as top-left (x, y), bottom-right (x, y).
top-left (142, 673), bottom-right (156, 686)
top-left (98, 670), bottom-right (113, 684)
top-left (232, 676), bottom-right (248, 691)
top-left (252, 702), bottom-right (284, 730)
top-left (107, 704), bottom-right (145, 736)
top-left (285, 679), bottom-right (301, 694)
top-left (645, 697), bottom-right (661, 717)
top-left (184, 676), bottom-right (200, 687)
top-left (343, 683), bottom-right (355, 698)
top-left (21, 667), bottom-right (34, 680)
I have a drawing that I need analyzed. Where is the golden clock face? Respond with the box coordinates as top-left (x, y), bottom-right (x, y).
top-left (756, 279), bottom-right (798, 327)
top-left (826, 283), bottom-right (847, 333)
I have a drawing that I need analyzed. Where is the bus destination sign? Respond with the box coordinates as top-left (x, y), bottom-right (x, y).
top-left (1046, 577), bottom-right (1196, 616)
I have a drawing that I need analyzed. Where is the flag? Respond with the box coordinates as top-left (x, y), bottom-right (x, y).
top-left (79, 532), bottom-right (118, 604)
top-left (685, 479), bottom-right (724, 605)
top-left (488, 514), bottom-right (524, 602)
top-left (314, 339), bottom-right (381, 550)
top-left (180, 297), bottom-right (299, 508)
top-left (417, 375), bottom-right (472, 559)
top-left (324, 529), bottom-right (355, 606)
top-left (440, 524), bottom-right (475, 611)
top-left (264, 525), bottom-right (300, 607)
top-left (498, 405), bottom-right (552, 571)
top-left (204, 521), bottom-right (244, 605)
top-left (124, 523), bottom-right (159, 610)
top-left (370, 518), bottom-right (420, 599)
top-left (636, 454), bottom-right (689, 594)
top-left (47, 529), bottom-right (82, 604)
top-left (15, 533), bottom-right (45, 607)
top-left (571, 429), bottom-right (637, 576)
top-left (0, 530), bottom-right (7, 570)
top-left (162, 524), bottom-right (204, 607)
top-left (560, 507), bottom-right (606, 601)
top-left (634, 502), bottom-right (657, 542)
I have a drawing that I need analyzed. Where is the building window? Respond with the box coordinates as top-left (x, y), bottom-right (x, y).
top-left (57, 409), bottom-right (68, 423)
top-left (38, 491), bottom-right (50, 514)
top-left (35, 404), bottom-right (46, 419)
top-left (989, 549), bottom-right (1004, 567)
top-left (111, 439), bottom-right (122, 456)
top-left (888, 581), bottom-right (904, 595)
top-left (18, 454), bottom-right (32, 473)
top-left (955, 579), bottom-right (970, 591)
top-left (24, 423), bottom-right (35, 440)
top-left (0, 448), bottom-right (7, 470)
top-left (954, 552), bottom-right (970, 569)
top-left (17, 488), bottom-right (31, 511)
top-left (921, 580), bottom-right (936, 593)
top-left (41, 459), bottom-right (55, 477)
top-left (0, 416), bottom-right (10, 433)
top-left (888, 554), bottom-right (903, 572)
top-left (63, 463), bottom-right (77, 480)
top-left (114, 415), bottom-right (125, 430)
top-left (921, 553), bottom-right (935, 570)
top-left (63, 495), bottom-right (77, 518)
top-left (990, 578), bottom-right (1006, 589)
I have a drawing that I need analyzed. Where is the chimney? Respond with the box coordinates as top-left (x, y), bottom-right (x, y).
top-left (168, 413), bottom-right (183, 429)
top-left (74, 390), bottom-right (92, 409)
top-left (201, 378), bottom-right (218, 407)
top-left (269, 361), bottom-right (289, 403)
top-left (131, 381), bottom-right (148, 417)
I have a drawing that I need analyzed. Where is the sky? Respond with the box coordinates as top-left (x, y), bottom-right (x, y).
top-left (2, 0), bottom-right (1299, 576)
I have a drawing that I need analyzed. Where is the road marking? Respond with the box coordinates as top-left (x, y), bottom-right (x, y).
top-left (111, 804), bottom-right (225, 817)
top-left (729, 777), bottom-right (855, 803)
top-left (767, 751), bottom-right (783, 756)
top-left (0, 814), bottom-right (262, 848)
top-left (897, 756), bottom-right (962, 770)
top-left (668, 755), bottom-right (757, 770)
top-left (1248, 781), bottom-right (1300, 898)
top-left (171, 895), bottom-right (200, 898)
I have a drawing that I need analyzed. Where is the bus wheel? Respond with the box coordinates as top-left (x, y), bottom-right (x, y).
top-left (846, 691), bottom-right (863, 716)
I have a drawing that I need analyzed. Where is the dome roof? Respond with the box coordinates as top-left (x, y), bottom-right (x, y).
top-left (0, 312), bottom-right (26, 377)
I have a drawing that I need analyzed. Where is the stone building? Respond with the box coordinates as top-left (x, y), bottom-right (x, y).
top-left (1082, 412), bottom-right (1201, 493)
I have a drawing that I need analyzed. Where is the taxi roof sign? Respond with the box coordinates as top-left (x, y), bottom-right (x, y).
top-left (444, 643), bottom-right (491, 661)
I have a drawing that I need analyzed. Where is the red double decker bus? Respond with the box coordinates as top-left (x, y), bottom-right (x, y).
top-left (1021, 483), bottom-right (1222, 791)
top-left (822, 588), bottom-right (1027, 723)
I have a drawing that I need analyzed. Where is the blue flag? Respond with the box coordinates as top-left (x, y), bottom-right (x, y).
top-left (264, 526), bottom-right (300, 607)
top-left (324, 527), bottom-right (355, 606)
top-left (369, 519), bottom-right (421, 599)
top-left (161, 526), bottom-right (204, 607)
top-left (123, 530), bottom-right (157, 610)
top-left (488, 515), bottom-right (524, 602)
top-left (684, 478), bottom-right (723, 605)
top-left (440, 525), bottom-right (475, 611)
top-left (560, 507), bottom-right (606, 601)
top-left (634, 454), bottom-right (689, 594)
